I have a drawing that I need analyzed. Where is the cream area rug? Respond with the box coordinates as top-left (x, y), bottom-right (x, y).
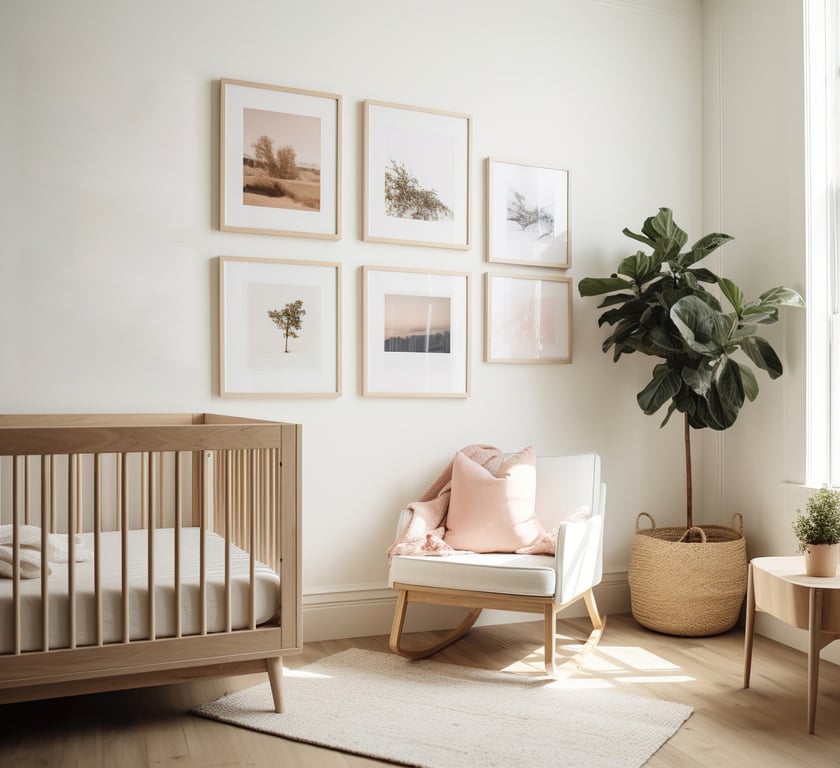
top-left (193, 648), bottom-right (692, 768)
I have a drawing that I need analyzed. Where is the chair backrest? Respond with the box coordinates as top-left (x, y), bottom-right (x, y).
top-left (534, 453), bottom-right (602, 530)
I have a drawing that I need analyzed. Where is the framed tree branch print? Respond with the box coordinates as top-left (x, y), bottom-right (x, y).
top-left (363, 100), bottom-right (471, 250)
top-left (486, 158), bottom-right (570, 268)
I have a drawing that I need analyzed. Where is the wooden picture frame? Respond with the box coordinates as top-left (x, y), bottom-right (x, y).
top-left (486, 158), bottom-right (570, 268)
top-left (363, 100), bottom-right (471, 250)
top-left (220, 78), bottom-right (341, 239)
top-left (485, 273), bottom-right (572, 363)
top-left (219, 256), bottom-right (341, 397)
top-left (362, 266), bottom-right (470, 397)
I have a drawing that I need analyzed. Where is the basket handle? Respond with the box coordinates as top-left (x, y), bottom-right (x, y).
top-left (635, 512), bottom-right (656, 531)
top-left (732, 512), bottom-right (744, 533)
top-left (679, 526), bottom-right (708, 543)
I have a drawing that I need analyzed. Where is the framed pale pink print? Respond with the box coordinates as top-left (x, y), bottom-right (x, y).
top-left (220, 78), bottom-right (341, 239)
top-left (486, 158), bottom-right (570, 268)
top-left (485, 273), bottom-right (572, 363)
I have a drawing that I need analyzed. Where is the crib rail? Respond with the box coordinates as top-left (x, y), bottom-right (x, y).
top-left (0, 414), bottom-right (301, 677)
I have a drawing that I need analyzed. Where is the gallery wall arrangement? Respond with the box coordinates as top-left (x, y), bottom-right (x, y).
top-left (216, 77), bottom-right (573, 399)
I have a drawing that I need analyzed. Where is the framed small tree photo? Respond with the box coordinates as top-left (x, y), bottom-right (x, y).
top-left (219, 256), bottom-right (341, 397)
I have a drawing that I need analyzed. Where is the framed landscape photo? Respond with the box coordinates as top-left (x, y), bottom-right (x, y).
top-left (362, 266), bottom-right (470, 397)
top-left (485, 273), bottom-right (572, 363)
top-left (220, 78), bottom-right (341, 239)
top-left (363, 100), bottom-right (471, 250)
top-left (219, 256), bottom-right (341, 397)
top-left (486, 159), bottom-right (570, 268)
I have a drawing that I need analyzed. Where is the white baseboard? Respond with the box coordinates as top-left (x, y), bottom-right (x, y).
top-left (301, 570), bottom-right (631, 643)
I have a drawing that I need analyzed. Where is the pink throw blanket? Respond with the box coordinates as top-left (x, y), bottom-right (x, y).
top-left (386, 445), bottom-right (556, 562)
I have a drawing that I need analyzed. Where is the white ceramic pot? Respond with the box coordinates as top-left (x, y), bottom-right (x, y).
top-left (803, 543), bottom-right (840, 577)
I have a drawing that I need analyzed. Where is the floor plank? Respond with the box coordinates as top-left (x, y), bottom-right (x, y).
top-left (2, 614), bottom-right (840, 767)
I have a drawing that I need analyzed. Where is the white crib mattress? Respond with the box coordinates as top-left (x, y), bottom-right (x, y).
top-left (0, 528), bottom-right (281, 653)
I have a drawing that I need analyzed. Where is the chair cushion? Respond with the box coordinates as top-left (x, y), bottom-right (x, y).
top-left (443, 446), bottom-right (544, 553)
top-left (389, 553), bottom-right (556, 597)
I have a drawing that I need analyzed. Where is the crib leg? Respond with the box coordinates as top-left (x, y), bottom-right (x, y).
top-left (265, 656), bottom-right (284, 713)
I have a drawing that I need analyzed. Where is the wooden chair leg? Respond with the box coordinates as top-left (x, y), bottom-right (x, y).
top-left (544, 603), bottom-right (558, 676)
top-left (584, 588), bottom-right (605, 631)
top-left (546, 590), bottom-right (606, 679)
top-left (265, 656), bottom-right (283, 713)
top-left (389, 589), bottom-right (482, 660)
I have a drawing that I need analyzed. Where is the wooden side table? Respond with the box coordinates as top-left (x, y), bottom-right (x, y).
top-left (743, 555), bottom-right (840, 733)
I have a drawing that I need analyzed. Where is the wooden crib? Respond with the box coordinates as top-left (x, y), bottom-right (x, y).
top-left (0, 413), bottom-right (301, 712)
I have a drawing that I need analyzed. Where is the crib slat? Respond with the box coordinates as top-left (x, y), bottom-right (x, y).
top-left (224, 450), bottom-right (232, 634)
top-left (199, 451), bottom-right (209, 636)
top-left (50, 455), bottom-right (57, 533)
top-left (120, 453), bottom-right (130, 643)
top-left (94, 454), bottom-right (103, 646)
top-left (12, 456), bottom-right (21, 655)
top-left (68, 454), bottom-right (77, 650)
top-left (41, 456), bottom-right (50, 651)
top-left (147, 452), bottom-right (155, 642)
top-left (250, 450), bottom-right (257, 631)
top-left (23, 456), bottom-right (30, 527)
top-left (174, 452), bottom-right (182, 639)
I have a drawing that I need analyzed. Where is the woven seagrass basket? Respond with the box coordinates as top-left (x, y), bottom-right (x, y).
top-left (628, 512), bottom-right (748, 636)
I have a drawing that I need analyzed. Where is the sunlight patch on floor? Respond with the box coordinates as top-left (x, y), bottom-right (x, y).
top-left (501, 642), bottom-right (695, 687)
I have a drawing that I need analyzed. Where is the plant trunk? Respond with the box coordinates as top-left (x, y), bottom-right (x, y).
top-left (684, 411), bottom-right (693, 529)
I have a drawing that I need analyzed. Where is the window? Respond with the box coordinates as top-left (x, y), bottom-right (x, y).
top-left (806, 0), bottom-right (840, 485)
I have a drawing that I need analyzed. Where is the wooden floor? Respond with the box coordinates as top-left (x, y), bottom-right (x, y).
top-left (3, 613), bottom-right (840, 767)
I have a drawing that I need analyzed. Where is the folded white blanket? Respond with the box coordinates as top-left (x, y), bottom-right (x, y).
top-left (0, 546), bottom-right (44, 579)
top-left (0, 524), bottom-right (93, 579)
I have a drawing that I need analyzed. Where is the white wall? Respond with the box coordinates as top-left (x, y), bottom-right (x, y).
top-left (0, 0), bottom-right (705, 639)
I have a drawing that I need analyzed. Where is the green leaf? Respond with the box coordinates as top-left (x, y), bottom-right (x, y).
top-left (758, 286), bottom-right (805, 308)
top-left (659, 401), bottom-right (678, 428)
top-left (617, 251), bottom-right (661, 284)
top-left (706, 383), bottom-right (740, 430)
top-left (686, 267), bottom-right (720, 284)
top-left (644, 208), bottom-right (689, 249)
top-left (682, 365), bottom-right (713, 396)
top-left (578, 276), bottom-right (633, 297)
top-left (597, 292), bottom-right (637, 308)
top-left (670, 296), bottom-right (729, 355)
top-left (718, 277), bottom-right (745, 314)
top-left (737, 363), bottom-right (759, 401)
top-left (637, 364), bottom-right (682, 415)
top-left (622, 227), bottom-right (655, 248)
top-left (740, 337), bottom-right (783, 379)
top-left (681, 233), bottom-right (733, 266)
top-left (716, 358), bottom-right (746, 411)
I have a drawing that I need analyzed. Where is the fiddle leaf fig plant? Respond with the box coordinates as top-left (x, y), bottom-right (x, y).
top-left (578, 208), bottom-right (804, 528)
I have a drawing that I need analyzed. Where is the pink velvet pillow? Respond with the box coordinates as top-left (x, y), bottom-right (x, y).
top-left (443, 446), bottom-right (544, 553)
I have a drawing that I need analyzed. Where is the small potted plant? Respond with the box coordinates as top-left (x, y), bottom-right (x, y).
top-left (793, 487), bottom-right (840, 577)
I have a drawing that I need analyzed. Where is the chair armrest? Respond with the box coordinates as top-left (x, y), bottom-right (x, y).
top-left (394, 508), bottom-right (412, 539)
top-left (554, 482), bottom-right (606, 604)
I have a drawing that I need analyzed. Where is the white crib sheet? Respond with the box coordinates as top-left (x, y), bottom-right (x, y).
top-left (0, 528), bottom-right (281, 653)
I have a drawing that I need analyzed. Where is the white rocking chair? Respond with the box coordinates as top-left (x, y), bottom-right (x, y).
top-left (388, 452), bottom-right (606, 676)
